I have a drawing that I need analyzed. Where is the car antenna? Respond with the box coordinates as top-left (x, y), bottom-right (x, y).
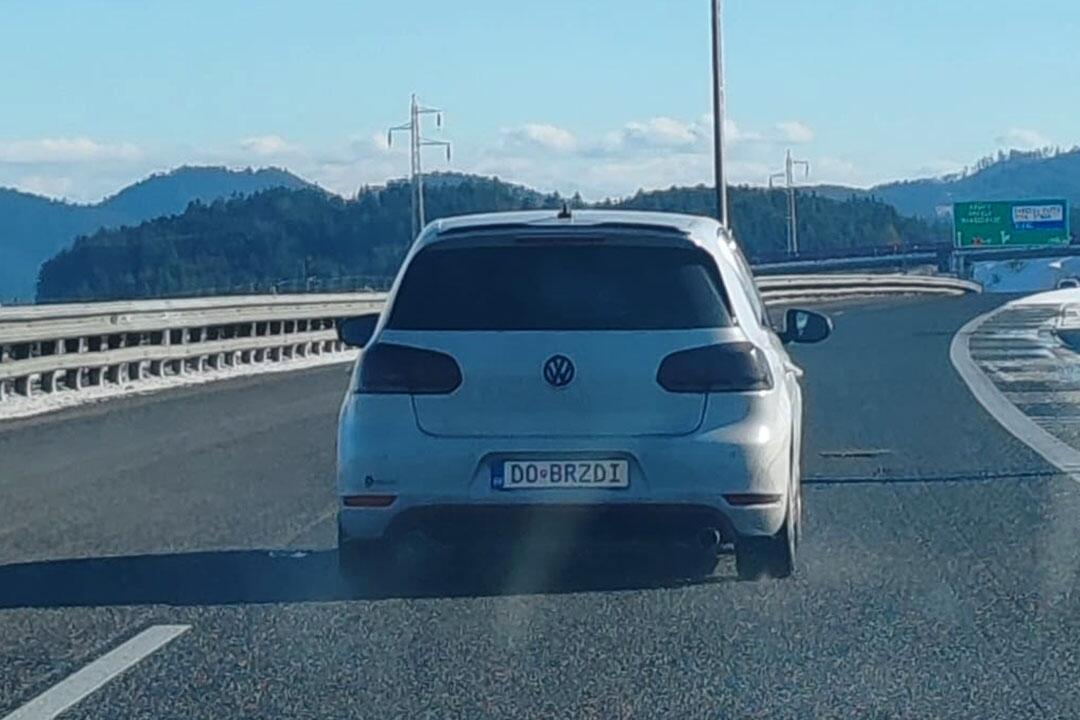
top-left (556, 201), bottom-right (572, 220)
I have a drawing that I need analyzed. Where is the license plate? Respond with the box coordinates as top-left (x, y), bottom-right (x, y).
top-left (492, 460), bottom-right (630, 490)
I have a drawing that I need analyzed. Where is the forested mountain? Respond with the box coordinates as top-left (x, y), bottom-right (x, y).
top-left (0, 166), bottom-right (313, 302)
top-left (37, 174), bottom-right (937, 302)
top-left (814, 148), bottom-right (1080, 219)
top-left (98, 166), bottom-right (313, 218)
top-left (603, 185), bottom-right (935, 257)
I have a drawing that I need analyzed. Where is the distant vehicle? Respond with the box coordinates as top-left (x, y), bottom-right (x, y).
top-left (334, 210), bottom-right (831, 582)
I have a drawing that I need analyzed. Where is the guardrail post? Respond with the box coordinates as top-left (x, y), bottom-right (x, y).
top-left (65, 368), bottom-right (82, 390)
top-left (14, 374), bottom-right (34, 397)
top-left (106, 364), bottom-right (124, 384)
top-left (0, 380), bottom-right (6, 403)
top-left (41, 371), bottom-right (57, 393)
top-left (0, 344), bottom-right (8, 364)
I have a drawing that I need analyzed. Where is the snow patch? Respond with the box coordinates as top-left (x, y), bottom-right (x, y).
top-left (973, 257), bottom-right (1080, 293)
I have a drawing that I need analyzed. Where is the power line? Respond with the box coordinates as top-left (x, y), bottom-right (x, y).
top-left (768, 149), bottom-right (810, 255)
top-left (388, 94), bottom-right (451, 239)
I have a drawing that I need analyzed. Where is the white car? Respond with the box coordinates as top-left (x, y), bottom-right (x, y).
top-left (335, 209), bottom-right (831, 581)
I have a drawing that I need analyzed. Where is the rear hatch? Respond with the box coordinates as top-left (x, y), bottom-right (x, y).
top-left (381, 234), bottom-right (739, 438)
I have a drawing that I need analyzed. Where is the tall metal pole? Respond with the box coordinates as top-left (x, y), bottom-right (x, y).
top-left (710, 0), bottom-right (728, 228)
top-left (411, 95), bottom-right (424, 236)
top-left (786, 150), bottom-right (797, 255)
top-left (769, 149), bottom-right (810, 255)
top-left (388, 94), bottom-right (451, 239)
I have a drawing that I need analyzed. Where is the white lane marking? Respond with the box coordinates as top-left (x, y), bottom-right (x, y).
top-left (951, 305), bottom-right (1080, 481)
top-left (1008, 391), bottom-right (1080, 404)
top-left (1, 625), bottom-right (190, 720)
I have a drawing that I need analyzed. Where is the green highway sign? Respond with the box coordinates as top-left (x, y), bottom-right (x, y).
top-left (953, 199), bottom-right (1070, 249)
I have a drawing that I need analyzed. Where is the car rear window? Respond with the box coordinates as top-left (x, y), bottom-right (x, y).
top-left (387, 243), bottom-right (733, 331)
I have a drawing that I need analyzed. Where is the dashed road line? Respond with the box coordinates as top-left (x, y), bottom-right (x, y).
top-left (1, 625), bottom-right (190, 720)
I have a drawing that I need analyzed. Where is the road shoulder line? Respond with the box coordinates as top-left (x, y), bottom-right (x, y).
top-left (1, 624), bottom-right (191, 720)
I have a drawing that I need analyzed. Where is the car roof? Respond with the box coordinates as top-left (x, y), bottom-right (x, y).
top-left (425, 209), bottom-right (724, 246)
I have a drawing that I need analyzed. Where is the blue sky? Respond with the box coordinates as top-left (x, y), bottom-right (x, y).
top-left (1, 0), bottom-right (1077, 202)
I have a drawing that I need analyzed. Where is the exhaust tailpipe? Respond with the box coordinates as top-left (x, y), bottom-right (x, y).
top-left (696, 527), bottom-right (722, 550)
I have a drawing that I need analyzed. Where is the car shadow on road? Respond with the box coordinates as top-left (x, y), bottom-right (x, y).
top-left (0, 546), bottom-right (733, 609)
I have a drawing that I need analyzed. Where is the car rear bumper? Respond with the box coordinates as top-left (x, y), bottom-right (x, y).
top-left (340, 502), bottom-right (743, 547)
top-left (336, 393), bottom-right (794, 543)
top-left (339, 493), bottom-right (787, 545)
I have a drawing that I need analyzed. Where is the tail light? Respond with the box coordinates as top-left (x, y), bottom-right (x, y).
top-left (723, 493), bottom-right (782, 506)
top-left (657, 342), bottom-right (773, 393)
top-left (356, 343), bottom-right (462, 395)
top-left (343, 494), bottom-right (397, 508)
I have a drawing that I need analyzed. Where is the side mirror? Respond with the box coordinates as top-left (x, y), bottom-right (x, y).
top-left (337, 313), bottom-right (380, 348)
top-left (779, 308), bottom-right (832, 345)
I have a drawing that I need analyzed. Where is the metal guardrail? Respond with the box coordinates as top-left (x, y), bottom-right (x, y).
top-left (0, 274), bottom-right (977, 404)
top-left (756, 274), bottom-right (980, 302)
top-left (0, 293), bottom-right (385, 401)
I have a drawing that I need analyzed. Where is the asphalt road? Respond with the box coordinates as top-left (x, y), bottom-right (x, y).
top-left (3, 294), bottom-right (1080, 718)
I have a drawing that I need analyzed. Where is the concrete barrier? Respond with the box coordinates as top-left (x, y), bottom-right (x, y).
top-left (0, 274), bottom-right (978, 404)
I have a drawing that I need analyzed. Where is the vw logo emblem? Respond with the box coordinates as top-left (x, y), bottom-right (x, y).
top-left (543, 354), bottom-right (575, 388)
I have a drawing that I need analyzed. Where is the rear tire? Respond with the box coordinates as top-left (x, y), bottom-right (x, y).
top-left (337, 524), bottom-right (389, 592)
top-left (735, 489), bottom-right (798, 581)
top-left (735, 525), bottom-right (794, 580)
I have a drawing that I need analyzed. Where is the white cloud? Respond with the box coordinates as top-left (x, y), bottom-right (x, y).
top-left (12, 175), bottom-right (75, 199)
top-left (239, 134), bottom-right (296, 157)
top-left (724, 118), bottom-right (763, 144)
top-left (995, 128), bottom-right (1050, 150)
top-left (0, 137), bottom-right (140, 164)
top-left (775, 121), bottom-right (814, 144)
top-left (912, 158), bottom-right (965, 179)
top-left (0, 116), bottom-right (871, 203)
top-left (810, 156), bottom-right (865, 185)
top-left (599, 116), bottom-right (774, 155)
top-left (501, 124), bottom-right (577, 153)
top-left (600, 116), bottom-right (774, 154)
top-left (365, 131), bottom-right (397, 154)
top-left (614, 117), bottom-right (703, 149)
